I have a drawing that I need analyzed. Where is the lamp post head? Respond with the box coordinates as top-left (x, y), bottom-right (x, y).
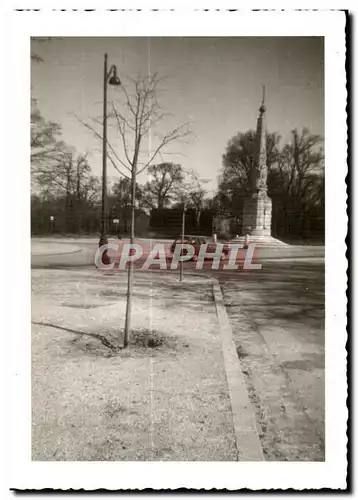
top-left (108, 65), bottom-right (121, 86)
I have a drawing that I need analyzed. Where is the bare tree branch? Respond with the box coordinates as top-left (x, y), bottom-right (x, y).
top-left (88, 115), bottom-right (132, 173)
top-left (112, 105), bottom-right (133, 168)
top-left (74, 114), bottom-right (131, 178)
top-left (107, 152), bottom-right (131, 179)
top-left (137, 123), bottom-right (191, 175)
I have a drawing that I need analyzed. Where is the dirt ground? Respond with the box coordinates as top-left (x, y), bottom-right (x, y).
top-left (31, 259), bottom-right (325, 462)
top-left (31, 269), bottom-right (237, 461)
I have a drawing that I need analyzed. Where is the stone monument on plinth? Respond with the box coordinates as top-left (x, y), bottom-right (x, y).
top-left (242, 87), bottom-right (273, 239)
top-left (230, 89), bottom-right (287, 248)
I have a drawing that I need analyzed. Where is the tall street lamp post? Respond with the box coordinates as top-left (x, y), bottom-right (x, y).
top-left (99, 53), bottom-right (121, 263)
top-left (49, 215), bottom-right (54, 234)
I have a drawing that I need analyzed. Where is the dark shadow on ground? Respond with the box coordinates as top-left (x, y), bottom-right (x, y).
top-left (220, 260), bottom-right (325, 461)
top-left (221, 261), bottom-right (324, 340)
top-left (32, 321), bottom-right (119, 351)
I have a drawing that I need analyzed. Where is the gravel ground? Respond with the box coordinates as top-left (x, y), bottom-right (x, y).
top-left (31, 269), bottom-right (237, 461)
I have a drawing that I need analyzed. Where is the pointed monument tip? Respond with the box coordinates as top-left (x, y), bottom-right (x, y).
top-left (259, 85), bottom-right (266, 112)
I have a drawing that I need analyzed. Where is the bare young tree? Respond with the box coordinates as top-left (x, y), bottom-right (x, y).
top-left (79, 73), bottom-right (191, 346)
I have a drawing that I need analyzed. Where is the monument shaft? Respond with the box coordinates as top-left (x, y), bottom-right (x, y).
top-left (243, 90), bottom-right (272, 237)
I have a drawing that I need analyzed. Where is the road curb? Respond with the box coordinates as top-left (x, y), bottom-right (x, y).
top-left (32, 249), bottom-right (83, 257)
top-left (213, 282), bottom-right (264, 461)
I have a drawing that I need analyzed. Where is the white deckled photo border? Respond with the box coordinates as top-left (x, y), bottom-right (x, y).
top-left (3, 8), bottom-right (347, 491)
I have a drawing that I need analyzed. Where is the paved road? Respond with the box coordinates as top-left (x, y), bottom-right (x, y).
top-left (221, 260), bottom-right (325, 460)
top-left (31, 237), bottom-right (324, 270)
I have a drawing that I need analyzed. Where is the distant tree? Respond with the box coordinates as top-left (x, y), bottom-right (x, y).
top-left (218, 130), bottom-right (280, 218)
top-left (271, 128), bottom-right (323, 197)
top-left (31, 100), bottom-right (65, 170)
top-left (31, 39), bottom-right (100, 234)
top-left (112, 177), bottom-right (135, 207)
top-left (141, 162), bottom-right (184, 210)
top-left (31, 38), bottom-right (66, 170)
top-left (33, 151), bottom-right (100, 232)
top-left (109, 178), bottom-right (143, 234)
top-left (178, 171), bottom-right (207, 228)
top-left (217, 127), bottom-right (324, 239)
top-left (269, 128), bottom-right (324, 237)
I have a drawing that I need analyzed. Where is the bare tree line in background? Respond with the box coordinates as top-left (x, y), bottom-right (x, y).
top-left (31, 102), bottom-right (324, 241)
top-left (31, 44), bottom-right (324, 242)
top-left (31, 100), bottom-right (203, 235)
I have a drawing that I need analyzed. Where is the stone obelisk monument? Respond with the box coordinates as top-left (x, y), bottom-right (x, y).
top-left (242, 87), bottom-right (273, 239)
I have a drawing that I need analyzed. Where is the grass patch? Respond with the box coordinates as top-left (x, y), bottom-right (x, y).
top-left (131, 328), bottom-right (166, 348)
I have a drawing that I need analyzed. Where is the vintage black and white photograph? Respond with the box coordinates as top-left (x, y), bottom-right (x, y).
top-left (30, 34), bottom-right (327, 462)
top-left (4, 8), bottom-right (347, 491)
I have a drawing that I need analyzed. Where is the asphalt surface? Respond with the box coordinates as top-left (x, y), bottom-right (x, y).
top-left (31, 237), bottom-right (324, 275)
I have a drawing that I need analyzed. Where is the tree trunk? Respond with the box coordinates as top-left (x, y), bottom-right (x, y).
top-left (123, 136), bottom-right (141, 347)
top-left (196, 209), bottom-right (201, 229)
top-left (123, 173), bottom-right (136, 347)
top-left (65, 169), bottom-right (71, 233)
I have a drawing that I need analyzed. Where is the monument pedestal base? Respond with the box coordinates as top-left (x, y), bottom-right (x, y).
top-left (229, 234), bottom-right (289, 248)
top-left (243, 192), bottom-right (272, 236)
top-left (238, 192), bottom-right (287, 247)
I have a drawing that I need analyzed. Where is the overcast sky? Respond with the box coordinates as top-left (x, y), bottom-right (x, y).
top-left (31, 36), bottom-right (324, 191)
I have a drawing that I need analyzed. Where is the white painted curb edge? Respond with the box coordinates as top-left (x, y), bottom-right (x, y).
top-left (213, 282), bottom-right (264, 461)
